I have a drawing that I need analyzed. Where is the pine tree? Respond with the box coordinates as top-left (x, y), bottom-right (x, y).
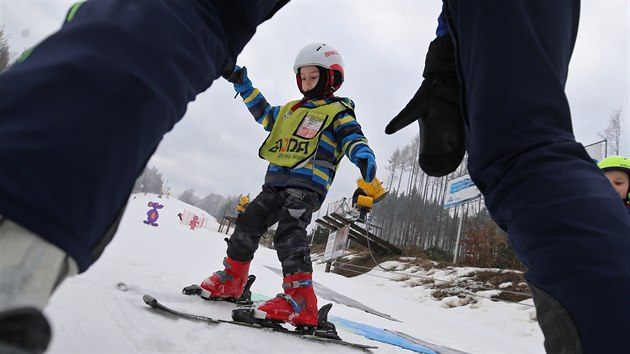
top-left (0, 29), bottom-right (10, 71)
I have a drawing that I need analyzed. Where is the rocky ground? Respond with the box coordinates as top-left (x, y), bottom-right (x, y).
top-left (311, 250), bottom-right (532, 308)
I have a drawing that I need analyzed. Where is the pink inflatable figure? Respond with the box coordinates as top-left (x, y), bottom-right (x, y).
top-left (189, 214), bottom-right (199, 230)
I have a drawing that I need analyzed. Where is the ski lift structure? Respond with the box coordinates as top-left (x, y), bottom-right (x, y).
top-left (218, 215), bottom-right (237, 234)
top-left (218, 194), bottom-right (251, 234)
top-left (314, 196), bottom-right (402, 272)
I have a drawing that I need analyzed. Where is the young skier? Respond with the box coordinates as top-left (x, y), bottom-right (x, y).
top-left (199, 42), bottom-right (377, 329)
top-left (598, 155), bottom-right (630, 215)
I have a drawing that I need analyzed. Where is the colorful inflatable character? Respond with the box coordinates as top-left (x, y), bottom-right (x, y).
top-left (189, 214), bottom-right (199, 230)
top-left (143, 201), bottom-right (164, 227)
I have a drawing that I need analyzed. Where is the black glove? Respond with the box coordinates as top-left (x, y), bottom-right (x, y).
top-left (221, 65), bottom-right (246, 84)
top-left (385, 35), bottom-right (465, 177)
top-left (222, 65), bottom-right (253, 97)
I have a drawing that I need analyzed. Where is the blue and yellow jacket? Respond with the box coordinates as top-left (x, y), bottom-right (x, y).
top-left (235, 82), bottom-right (374, 199)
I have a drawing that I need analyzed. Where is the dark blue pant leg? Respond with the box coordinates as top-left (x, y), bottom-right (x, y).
top-left (0, 0), bottom-right (287, 272)
top-left (445, 1), bottom-right (630, 352)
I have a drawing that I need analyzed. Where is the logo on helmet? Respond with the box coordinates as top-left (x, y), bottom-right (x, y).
top-left (324, 50), bottom-right (339, 57)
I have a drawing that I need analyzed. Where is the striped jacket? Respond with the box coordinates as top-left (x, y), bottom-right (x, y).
top-left (237, 83), bottom-right (374, 199)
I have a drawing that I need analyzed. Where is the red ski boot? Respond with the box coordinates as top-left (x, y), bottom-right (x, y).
top-left (199, 257), bottom-right (250, 300)
top-left (253, 272), bottom-right (319, 328)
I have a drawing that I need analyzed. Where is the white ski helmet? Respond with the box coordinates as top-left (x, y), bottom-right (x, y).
top-left (293, 42), bottom-right (344, 93)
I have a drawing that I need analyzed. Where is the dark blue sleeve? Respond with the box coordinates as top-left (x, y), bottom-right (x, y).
top-left (0, 0), bottom-right (287, 272)
top-left (436, 3), bottom-right (450, 37)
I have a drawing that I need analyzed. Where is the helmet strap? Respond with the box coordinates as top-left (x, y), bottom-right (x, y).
top-left (299, 66), bottom-right (335, 100)
top-left (328, 69), bottom-right (335, 90)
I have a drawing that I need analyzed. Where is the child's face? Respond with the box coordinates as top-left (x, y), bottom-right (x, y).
top-left (604, 170), bottom-right (630, 200)
top-left (299, 66), bottom-right (320, 93)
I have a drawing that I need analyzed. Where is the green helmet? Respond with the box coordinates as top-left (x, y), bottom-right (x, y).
top-left (598, 155), bottom-right (630, 203)
top-left (598, 155), bottom-right (630, 175)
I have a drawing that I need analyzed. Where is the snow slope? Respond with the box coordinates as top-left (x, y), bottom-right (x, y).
top-left (45, 193), bottom-right (544, 353)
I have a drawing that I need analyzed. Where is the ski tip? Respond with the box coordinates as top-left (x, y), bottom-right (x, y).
top-left (182, 284), bottom-right (202, 296)
top-left (116, 281), bottom-right (129, 292)
top-left (143, 294), bottom-right (157, 307)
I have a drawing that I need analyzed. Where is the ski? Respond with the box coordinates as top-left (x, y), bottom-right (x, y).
top-left (178, 281), bottom-right (456, 354)
top-left (143, 294), bottom-right (377, 351)
top-left (182, 276), bottom-right (346, 339)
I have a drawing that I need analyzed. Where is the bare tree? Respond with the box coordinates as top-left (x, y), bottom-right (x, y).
top-left (385, 149), bottom-right (402, 191)
top-left (396, 145), bottom-right (413, 192)
top-left (599, 108), bottom-right (624, 155)
top-left (133, 166), bottom-right (165, 194)
top-left (0, 29), bottom-right (10, 71)
top-left (178, 188), bottom-right (199, 205)
top-left (406, 134), bottom-right (421, 194)
top-left (198, 193), bottom-right (231, 219)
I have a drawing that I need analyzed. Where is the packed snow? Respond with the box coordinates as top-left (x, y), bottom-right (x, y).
top-left (44, 193), bottom-right (544, 353)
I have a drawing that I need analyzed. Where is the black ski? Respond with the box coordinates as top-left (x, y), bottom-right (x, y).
top-left (143, 294), bottom-right (377, 351)
top-left (182, 275), bottom-right (344, 339)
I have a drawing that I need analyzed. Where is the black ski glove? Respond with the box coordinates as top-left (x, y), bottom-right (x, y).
top-left (222, 65), bottom-right (252, 95)
top-left (385, 35), bottom-right (465, 177)
top-left (222, 65), bottom-right (245, 84)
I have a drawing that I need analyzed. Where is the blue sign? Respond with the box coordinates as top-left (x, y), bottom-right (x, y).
top-left (443, 174), bottom-right (481, 208)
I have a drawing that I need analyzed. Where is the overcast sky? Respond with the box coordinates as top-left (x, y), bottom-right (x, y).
top-left (1, 1), bottom-right (628, 210)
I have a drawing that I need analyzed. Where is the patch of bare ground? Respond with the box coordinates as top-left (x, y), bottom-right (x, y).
top-left (312, 251), bottom-right (531, 306)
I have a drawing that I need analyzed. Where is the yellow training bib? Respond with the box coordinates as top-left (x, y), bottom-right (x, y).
top-left (259, 101), bottom-right (349, 168)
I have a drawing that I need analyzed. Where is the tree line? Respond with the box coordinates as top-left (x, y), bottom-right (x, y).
top-left (361, 136), bottom-right (521, 269)
top-left (348, 112), bottom-right (624, 269)
top-left (131, 165), bottom-right (242, 221)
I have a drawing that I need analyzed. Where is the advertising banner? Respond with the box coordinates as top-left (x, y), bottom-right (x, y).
top-left (323, 224), bottom-right (350, 261)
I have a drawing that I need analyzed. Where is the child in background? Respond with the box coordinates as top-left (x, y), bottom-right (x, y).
top-left (598, 155), bottom-right (630, 215)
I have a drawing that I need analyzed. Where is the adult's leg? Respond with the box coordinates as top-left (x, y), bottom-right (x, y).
top-left (0, 218), bottom-right (77, 312)
top-left (445, 1), bottom-right (630, 352)
top-left (0, 217), bottom-right (78, 353)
